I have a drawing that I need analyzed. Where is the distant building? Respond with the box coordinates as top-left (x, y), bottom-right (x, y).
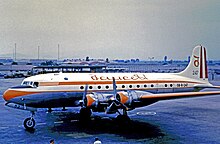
top-left (0, 58), bottom-right (13, 64)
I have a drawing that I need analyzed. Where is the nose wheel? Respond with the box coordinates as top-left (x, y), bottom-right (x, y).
top-left (24, 117), bottom-right (35, 130)
top-left (23, 112), bottom-right (35, 130)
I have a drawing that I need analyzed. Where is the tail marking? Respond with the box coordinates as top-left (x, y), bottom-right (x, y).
top-left (204, 48), bottom-right (208, 78)
top-left (200, 46), bottom-right (203, 78)
top-left (179, 45), bottom-right (208, 81)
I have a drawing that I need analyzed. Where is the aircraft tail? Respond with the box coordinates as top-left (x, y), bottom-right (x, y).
top-left (179, 45), bottom-right (209, 82)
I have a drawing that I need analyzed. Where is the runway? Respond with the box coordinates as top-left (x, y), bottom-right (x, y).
top-left (0, 78), bottom-right (220, 144)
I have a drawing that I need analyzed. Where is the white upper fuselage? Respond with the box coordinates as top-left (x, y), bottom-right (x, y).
top-left (20, 72), bottom-right (207, 92)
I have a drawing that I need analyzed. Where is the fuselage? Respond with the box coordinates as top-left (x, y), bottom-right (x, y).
top-left (3, 72), bottom-right (208, 108)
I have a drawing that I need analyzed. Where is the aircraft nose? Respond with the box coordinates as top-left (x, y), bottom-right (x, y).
top-left (3, 89), bottom-right (11, 101)
top-left (3, 87), bottom-right (35, 102)
top-left (3, 89), bottom-right (14, 101)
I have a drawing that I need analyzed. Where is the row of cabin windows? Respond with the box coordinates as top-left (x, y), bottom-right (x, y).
top-left (79, 84), bottom-right (174, 90)
top-left (21, 81), bottom-right (173, 89)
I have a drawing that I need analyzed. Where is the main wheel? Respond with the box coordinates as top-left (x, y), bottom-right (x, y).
top-left (79, 107), bottom-right (92, 122)
top-left (116, 115), bottom-right (130, 122)
top-left (23, 117), bottom-right (35, 130)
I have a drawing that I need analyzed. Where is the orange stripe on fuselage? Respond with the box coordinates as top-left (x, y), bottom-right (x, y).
top-left (39, 82), bottom-right (59, 86)
top-left (3, 89), bottom-right (38, 101)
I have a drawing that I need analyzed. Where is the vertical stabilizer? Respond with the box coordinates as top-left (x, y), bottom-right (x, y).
top-left (179, 45), bottom-right (208, 82)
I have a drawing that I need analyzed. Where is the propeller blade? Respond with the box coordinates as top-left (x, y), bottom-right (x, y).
top-left (106, 101), bottom-right (118, 114)
top-left (112, 77), bottom-right (117, 97)
top-left (82, 84), bottom-right (88, 107)
top-left (111, 78), bottom-right (129, 110)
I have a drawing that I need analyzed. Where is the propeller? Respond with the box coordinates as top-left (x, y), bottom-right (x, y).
top-left (105, 77), bottom-right (129, 114)
top-left (82, 84), bottom-right (88, 107)
top-left (79, 78), bottom-right (129, 114)
top-left (113, 77), bottom-right (117, 97)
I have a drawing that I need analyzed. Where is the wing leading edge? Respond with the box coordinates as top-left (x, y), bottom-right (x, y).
top-left (140, 91), bottom-right (220, 101)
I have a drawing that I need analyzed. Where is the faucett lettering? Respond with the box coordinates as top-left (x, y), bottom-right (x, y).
top-left (90, 74), bottom-right (148, 81)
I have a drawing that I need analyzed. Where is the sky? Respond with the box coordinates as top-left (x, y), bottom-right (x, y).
top-left (0, 0), bottom-right (220, 60)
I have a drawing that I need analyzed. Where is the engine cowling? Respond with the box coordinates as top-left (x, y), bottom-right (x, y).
top-left (85, 92), bottom-right (113, 112)
top-left (116, 91), bottom-right (153, 107)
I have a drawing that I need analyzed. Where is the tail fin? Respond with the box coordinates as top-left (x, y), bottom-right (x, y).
top-left (179, 45), bottom-right (208, 82)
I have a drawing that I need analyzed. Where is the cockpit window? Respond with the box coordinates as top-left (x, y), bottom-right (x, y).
top-left (22, 81), bottom-right (29, 85)
top-left (33, 82), bottom-right (39, 87)
top-left (22, 81), bottom-right (39, 87)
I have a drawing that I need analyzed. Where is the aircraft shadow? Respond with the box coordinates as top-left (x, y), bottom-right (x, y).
top-left (47, 114), bottom-right (165, 140)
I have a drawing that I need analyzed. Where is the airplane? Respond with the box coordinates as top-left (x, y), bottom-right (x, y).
top-left (3, 45), bottom-right (220, 130)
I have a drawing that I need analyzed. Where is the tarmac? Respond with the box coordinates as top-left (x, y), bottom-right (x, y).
top-left (0, 78), bottom-right (220, 144)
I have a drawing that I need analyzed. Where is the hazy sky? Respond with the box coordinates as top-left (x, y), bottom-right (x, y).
top-left (1, 0), bottom-right (220, 60)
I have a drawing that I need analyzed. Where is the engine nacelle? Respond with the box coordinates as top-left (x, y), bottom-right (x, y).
top-left (85, 93), bottom-right (113, 111)
top-left (116, 91), bottom-right (153, 107)
top-left (85, 91), bottom-right (153, 112)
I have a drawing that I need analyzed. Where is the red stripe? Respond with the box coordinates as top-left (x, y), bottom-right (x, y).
top-left (204, 48), bottom-right (208, 78)
top-left (200, 46), bottom-right (203, 78)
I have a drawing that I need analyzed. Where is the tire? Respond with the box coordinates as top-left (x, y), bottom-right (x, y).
top-left (79, 107), bottom-right (92, 122)
top-left (23, 117), bottom-right (35, 130)
top-left (116, 115), bottom-right (130, 123)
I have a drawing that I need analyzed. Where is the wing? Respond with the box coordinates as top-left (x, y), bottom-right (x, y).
top-left (140, 91), bottom-right (220, 101)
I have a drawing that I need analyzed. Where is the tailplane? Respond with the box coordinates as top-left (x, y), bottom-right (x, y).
top-left (179, 45), bottom-right (209, 82)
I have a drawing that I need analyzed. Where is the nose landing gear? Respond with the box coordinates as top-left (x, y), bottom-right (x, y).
top-left (23, 112), bottom-right (35, 130)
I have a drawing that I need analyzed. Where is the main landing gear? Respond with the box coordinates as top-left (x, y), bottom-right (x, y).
top-left (23, 112), bottom-right (35, 130)
top-left (79, 107), bottom-right (92, 122)
top-left (116, 109), bottom-right (130, 122)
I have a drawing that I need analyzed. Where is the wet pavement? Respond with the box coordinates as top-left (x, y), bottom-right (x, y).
top-left (0, 78), bottom-right (220, 144)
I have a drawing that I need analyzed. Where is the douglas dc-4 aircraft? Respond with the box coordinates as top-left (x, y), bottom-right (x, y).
top-left (3, 45), bottom-right (220, 130)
